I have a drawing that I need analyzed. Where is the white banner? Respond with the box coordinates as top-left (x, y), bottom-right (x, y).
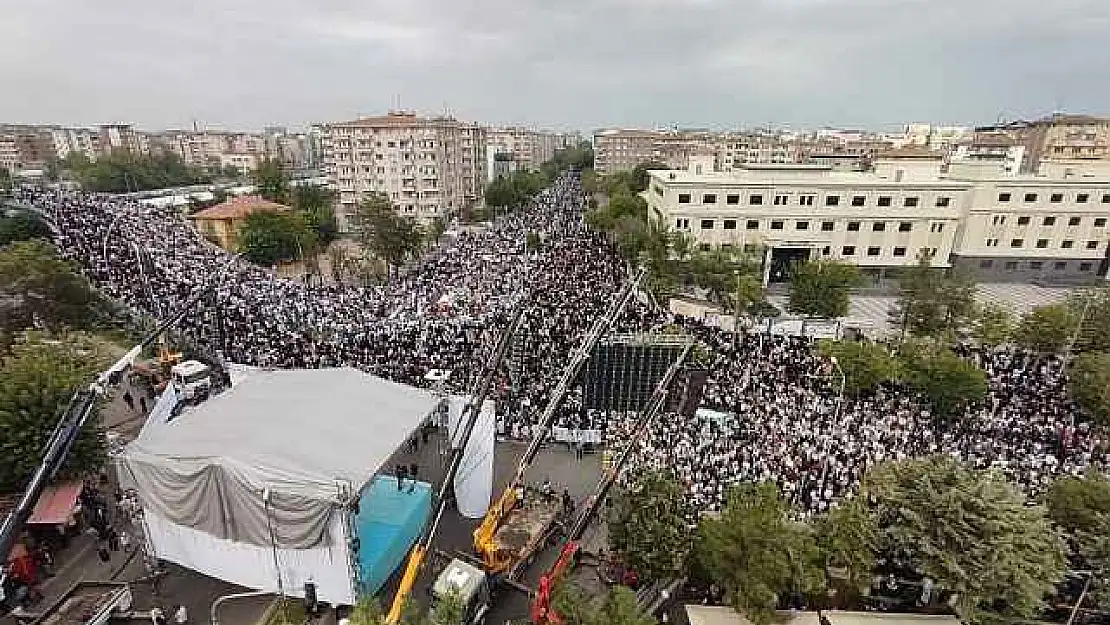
top-left (454, 400), bottom-right (496, 519)
top-left (447, 395), bottom-right (470, 449)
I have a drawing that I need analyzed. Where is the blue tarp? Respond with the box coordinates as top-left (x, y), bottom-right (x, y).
top-left (356, 475), bottom-right (432, 596)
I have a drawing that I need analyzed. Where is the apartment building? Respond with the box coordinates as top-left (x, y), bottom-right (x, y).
top-left (974, 113), bottom-right (1110, 173)
top-left (593, 129), bottom-right (705, 174)
top-left (98, 124), bottom-right (144, 155)
top-left (642, 154), bottom-right (1110, 285)
top-left (486, 127), bottom-right (562, 178)
top-left (322, 111), bottom-right (487, 230)
top-left (0, 126), bottom-right (55, 174)
top-left (50, 127), bottom-right (100, 162)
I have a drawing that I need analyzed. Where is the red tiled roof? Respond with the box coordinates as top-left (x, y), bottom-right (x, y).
top-left (29, 480), bottom-right (83, 525)
top-left (188, 195), bottom-right (290, 220)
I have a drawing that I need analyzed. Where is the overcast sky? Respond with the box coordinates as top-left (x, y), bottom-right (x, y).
top-left (3, 0), bottom-right (1109, 133)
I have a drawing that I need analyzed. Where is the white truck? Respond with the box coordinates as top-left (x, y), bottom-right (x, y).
top-left (170, 360), bottom-right (212, 402)
top-left (431, 558), bottom-right (491, 625)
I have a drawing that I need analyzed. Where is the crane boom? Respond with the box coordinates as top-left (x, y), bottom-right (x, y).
top-left (385, 300), bottom-right (527, 624)
top-left (0, 255), bottom-right (243, 562)
top-left (473, 268), bottom-right (645, 571)
top-left (532, 340), bottom-right (693, 625)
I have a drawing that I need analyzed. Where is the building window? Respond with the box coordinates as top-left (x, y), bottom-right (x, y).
top-left (678, 193), bottom-right (691, 204)
top-left (699, 243), bottom-right (711, 251)
top-left (998, 192), bottom-right (1012, 202)
top-left (893, 246), bottom-right (907, 257)
top-left (1024, 193), bottom-right (1038, 202)
top-left (931, 223), bottom-right (945, 233)
top-left (877, 196), bottom-right (892, 207)
top-left (1043, 216), bottom-right (1056, 226)
top-left (749, 194), bottom-right (762, 205)
top-left (654, 186), bottom-right (664, 197)
top-left (842, 246), bottom-right (856, 256)
top-left (873, 222), bottom-right (886, 232)
top-left (1062, 240), bottom-right (1074, 249)
top-left (1036, 239), bottom-right (1049, 248)
top-left (1087, 240), bottom-right (1099, 249)
top-left (723, 219), bottom-right (737, 230)
top-left (771, 220), bottom-right (784, 230)
top-left (1078, 193), bottom-right (1090, 203)
top-left (821, 221), bottom-right (835, 231)
top-left (936, 197), bottom-right (951, 207)
top-left (1005, 261), bottom-right (1018, 271)
top-left (986, 238), bottom-right (999, 247)
top-left (727, 194), bottom-right (740, 205)
top-left (851, 196), bottom-right (866, 207)
top-left (773, 195), bottom-right (788, 205)
top-left (1051, 193), bottom-right (1064, 203)
top-left (867, 246), bottom-right (881, 256)
top-left (1054, 261), bottom-right (1068, 270)
top-left (1103, 194), bottom-right (1110, 203)
top-left (904, 197), bottom-right (919, 207)
top-left (1068, 216), bottom-right (1081, 226)
top-left (703, 194), bottom-right (717, 204)
top-left (1017, 216), bottom-right (1030, 225)
top-left (1030, 261), bottom-right (1043, 270)
top-left (1010, 238), bottom-right (1024, 247)
top-left (825, 195), bottom-right (840, 206)
top-left (992, 215), bottom-right (1006, 226)
top-left (701, 219), bottom-right (715, 229)
top-left (746, 220), bottom-right (759, 230)
top-left (799, 195), bottom-right (815, 206)
top-left (1080, 262), bottom-right (1093, 272)
top-left (847, 221), bottom-right (861, 231)
top-left (898, 222), bottom-right (912, 232)
top-left (796, 221), bottom-right (810, 230)
top-left (822, 246), bottom-right (831, 256)
top-left (979, 259), bottom-right (994, 268)
top-left (676, 218), bottom-right (689, 229)
top-left (1096, 218), bottom-right (1107, 227)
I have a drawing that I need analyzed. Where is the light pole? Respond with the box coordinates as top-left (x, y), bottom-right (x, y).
top-left (816, 356), bottom-right (846, 499)
top-left (732, 270), bottom-right (741, 351)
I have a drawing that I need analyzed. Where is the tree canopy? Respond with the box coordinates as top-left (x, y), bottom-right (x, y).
top-left (696, 482), bottom-right (824, 625)
top-left (0, 332), bottom-right (114, 493)
top-left (0, 208), bottom-right (53, 246)
top-left (237, 211), bottom-right (314, 267)
top-left (607, 470), bottom-right (694, 581)
top-left (65, 151), bottom-right (210, 192)
top-left (972, 302), bottom-right (1016, 347)
top-left (815, 497), bottom-right (877, 594)
top-left (253, 158), bottom-right (290, 204)
top-left (0, 239), bottom-right (106, 335)
top-left (890, 253), bottom-right (977, 341)
top-left (817, 340), bottom-right (901, 396)
top-left (354, 193), bottom-right (425, 276)
top-left (861, 456), bottom-right (1067, 620)
top-left (899, 345), bottom-right (988, 417)
top-left (787, 260), bottom-right (861, 320)
top-left (292, 185), bottom-right (338, 246)
top-left (1068, 351), bottom-right (1110, 425)
top-left (1046, 472), bottom-right (1110, 607)
top-left (1015, 304), bottom-right (1078, 353)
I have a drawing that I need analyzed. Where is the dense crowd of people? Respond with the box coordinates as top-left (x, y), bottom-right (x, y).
top-left (16, 173), bottom-right (1109, 517)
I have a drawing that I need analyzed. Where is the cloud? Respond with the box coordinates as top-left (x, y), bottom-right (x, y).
top-left (1, 0), bottom-right (1109, 131)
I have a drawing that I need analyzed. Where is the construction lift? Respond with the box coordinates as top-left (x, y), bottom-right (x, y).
top-left (531, 341), bottom-right (694, 625)
top-left (385, 300), bottom-right (528, 625)
top-left (0, 257), bottom-right (242, 563)
top-left (472, 268), bottom-right (647, 580)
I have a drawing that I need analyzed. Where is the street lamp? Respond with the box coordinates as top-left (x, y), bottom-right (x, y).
top-left (816, 356), bottom-right (846, 500)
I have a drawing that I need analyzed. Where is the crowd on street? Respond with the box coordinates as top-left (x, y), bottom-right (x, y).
top-left (17, 173), bottom-right (1110, 516)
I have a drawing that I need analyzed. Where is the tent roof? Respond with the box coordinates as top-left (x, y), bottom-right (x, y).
top-left (129, 367), bottom-right (439, 495)
top-left (822, 612), bottom-right (962, 625)
top-left (684, 606), bottom-right (821, 625)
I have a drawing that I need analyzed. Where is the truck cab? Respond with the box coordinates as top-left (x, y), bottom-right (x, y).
top-left (170, 360), bottom-right (211, 402)
top-left (431, 559), bottom-right (490, 625)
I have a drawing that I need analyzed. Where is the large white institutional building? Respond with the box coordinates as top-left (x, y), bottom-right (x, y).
top-left (644, 153), bottom-right (1110, 284)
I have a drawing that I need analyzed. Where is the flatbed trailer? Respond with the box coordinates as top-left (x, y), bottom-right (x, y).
top-left (491, 496), bottom-right (564, 579)
top-left (29, 581), bottom-right (132, 625)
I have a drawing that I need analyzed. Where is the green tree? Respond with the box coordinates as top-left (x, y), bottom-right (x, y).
top-left (891, 253), bottom-right (977, 341)
top-left (1046, 472), bottom-right (1110, 607)
top-left (252, 158), bottom-right (289, 204)
top-left (972, 302), bottom-right (1016, 347)
top-left (900, 346), bottom-right (988, 417)
top-left (696, 482), bottom-right (824, 625)
top-left (1015, 304), bottom-right (1078, 354)
top-left (354, 193), bottom-right (425, 277)
top-left (65, 151), bottom-right (210, 192)
top-left (0, 167), bottom-right (12, 194)
top-left (292, 185), bottom-right (338, 246)
top-left (0, 240), bottom-right (105, 335)
top-left (815, 498), bottom-right (877, 594)
top-left (554, 585), bottom-right (654, 625)
top-left (817, 340), bottom-right (901, 395)
top-left (861, 456), bottom-right (1067, 620)
top-left (1067, 287), bottom-right (1110, 352)
top-left (607, 470), bottom-right (693, 581)
top-left (1068, 351), bottom-right (1110, 425)
top-left (630, 160), bottom-right (667, 193)
top-left (0, 332), bottom-right (114, 492)
top-left (237, 211), bottom-right (313, 267)
top-left (787, 260), bottom-right (861, 320)
top-left (0, 209), bottom-right (53, 245)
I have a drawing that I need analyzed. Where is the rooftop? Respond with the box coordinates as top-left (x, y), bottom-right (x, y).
top-left (187, 195), bottom-right (289, 220)
top-left (331, 111), bottom-right (462, 128)
top-left (875, 147), bottom-right (945, 160)
top-left (648, 167), bottom-right (972, 188)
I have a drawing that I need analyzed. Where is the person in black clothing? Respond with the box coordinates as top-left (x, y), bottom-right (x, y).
top-left (395, 464), bottom-right (407, 491)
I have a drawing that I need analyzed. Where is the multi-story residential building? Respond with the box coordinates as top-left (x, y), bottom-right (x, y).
top-left (50, 127), bottom-right (100, 162)
top-left (98, 124), bottom-right (144, 155)
top-left (486, 127), bottom-right (561, 178)
top-left (322, 111), bottom-right (487, 230)
top-left (951, 133), bottom-right (1026, 175)
top-left (593, 129), bottom-right (708, 174)
top-left (974, 113), bottom-right (1110, 173)
top-left (642, 152), bottom-right (1110, 285)
top-left (0, 125), bottom-right (56, 174)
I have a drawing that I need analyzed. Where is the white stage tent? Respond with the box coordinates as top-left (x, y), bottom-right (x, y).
top-left (118, 367), bottom-right (440, 605)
